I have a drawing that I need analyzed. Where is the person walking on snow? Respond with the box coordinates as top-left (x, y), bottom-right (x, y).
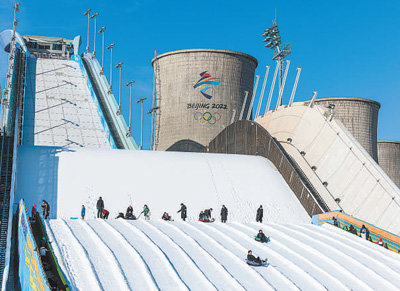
top-left (221, 205), bottom-right (228, 223)
top-left (96, 197), bottom-right (104, 218)
top-left (139, 205), bottom-right (150, 220)
top-left (360, 225), bottom-right (368, 240)
top-left (41, 200), bottom-right (50, 219)
top-left (177, 203), bottom-right (187, 221)
top-left (81, 205), bottom-right (86, 219)
top-left (256, 205), bottom-right (263, 223)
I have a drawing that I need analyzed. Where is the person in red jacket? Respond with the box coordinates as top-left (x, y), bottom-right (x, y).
top-left (102, 209), bottom-right (109, 219)
top-left (31, 204), bottom-right (37, 219)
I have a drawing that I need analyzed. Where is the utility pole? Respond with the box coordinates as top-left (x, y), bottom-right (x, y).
top-left (125, 80), bottom-right (135, 136)
top-left (98, 26), bottom-right (106, 74)
top-left (90, 12), bottom-right (99, 58)
top-left (136, 97), bottom-right (147, 150)
top-left (83, 9), bottom-right (91, 53)
top-left (106, 43), bottom-right (115, 93)
top-left (115, 62), bottom-right (123, 115)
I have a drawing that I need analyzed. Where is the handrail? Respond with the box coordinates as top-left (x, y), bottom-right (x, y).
top-left (313, 210), bottom-right (400, 253)
top-left (35, 213), bottom-right (70, 290)
top-left (79, 53), bottom-right (138, 150)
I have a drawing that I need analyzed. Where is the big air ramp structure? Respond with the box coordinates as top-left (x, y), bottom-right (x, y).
top-left (255, 102), bottom-right (400, 235)
top-left (152, 49), bottom-right (258, 151)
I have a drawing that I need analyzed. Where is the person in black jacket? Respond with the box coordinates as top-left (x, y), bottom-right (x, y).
top-left (126, 205), bottom-right (133, 216)
top-left (247, 250), bottom-right (262, 264)
top-left (204, 208), bottom-right (213, 219)
top-left (256, 230), bottom-right (268, 243)
top-left (177, 203), bottom-right (187, 221)
top-left (256, 205), bottom-right (263, 223)
top-left (220, 205), bottom-right (228, 223)
top-left (41, 200), bottom-right (50, 219)
top-left (96, 197), bottom-right (104, 219)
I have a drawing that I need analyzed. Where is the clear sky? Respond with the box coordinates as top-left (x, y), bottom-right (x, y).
top-left (1, 0), bottom-right (399, 149)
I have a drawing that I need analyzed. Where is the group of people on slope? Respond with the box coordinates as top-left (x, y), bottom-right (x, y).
top-left (333, 217), bottom-right (390, 249)
top-left (83, 199), bottom-right (265, 225)
top-left (31, 200), bottom-right (50, 221)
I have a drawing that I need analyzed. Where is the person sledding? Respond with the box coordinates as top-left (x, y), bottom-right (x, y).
top-left (162, 212), bottom-right (172, 221)
top-left (255, 229), bottom-right (270, 243)
top-left (199, 209), bottom-right (215, 222)
top-left (125, 205), bottom-right (136, 220)
top-left (246, 250), bottom-right (267, 266)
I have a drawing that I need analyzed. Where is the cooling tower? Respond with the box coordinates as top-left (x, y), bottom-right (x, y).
top-left (378, 141), bottom-right (400, 188)
top-left (152, 49), bottom-right (258, 151)
top-left (314, 97), bottom-right (380, 162)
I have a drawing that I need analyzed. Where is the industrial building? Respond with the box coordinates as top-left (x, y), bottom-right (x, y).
top-left (151, 49), bottom-right (258, 151)
top-left (378, 140), bottom-right (400, 188)
top-left (313, 97), bottom-right (380, 162)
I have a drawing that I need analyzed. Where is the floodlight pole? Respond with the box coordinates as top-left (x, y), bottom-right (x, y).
top-left (264, 61), bottom-right (280, 114)
top-left (83, 9), bottom-right (91, 53)
top-left (98, 26), bottom-right (106, 74)
top-left (275, 60), bottom-right (290, 110)
top-left (115, 62), bottom-right (123, 115)
top-left (125, 80), bottom-right (135, 136)
top-left (137, 97), bottom-right (147, 150)
top-left (90, 12), bottom-right (99, 58)
top-left (255, 66), bottom-right (270, 118)
top-left (289, 67), bottom-right (302, 106)
top-left (106, 43), bottom-right (115, 94)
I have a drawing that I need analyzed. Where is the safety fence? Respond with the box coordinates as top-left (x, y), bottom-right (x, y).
top-left (204, 120), bottom-right (329, 217)
top-left (312, 211), bottom-right (400, 253)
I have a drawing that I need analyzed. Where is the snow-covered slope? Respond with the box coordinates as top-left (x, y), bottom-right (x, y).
top-left (16, 146), bottom-right (309, 223)
top-left (46, 220), bottom-right (400, 291)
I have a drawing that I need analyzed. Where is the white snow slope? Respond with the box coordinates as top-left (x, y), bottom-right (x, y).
top-left (16, 145), bottom-right (309, 223)
top-left (46, 219), bottom-right (400, 291)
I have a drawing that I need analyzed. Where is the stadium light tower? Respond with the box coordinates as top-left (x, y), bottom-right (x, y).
top-left (136, 97), bottom-right (147, 150)
top-left (98, 26), bottom-right (106, 74)
top-left (115, 61), bottom-right (123, 115)
top-left (83, 9), bottom-right (91, 53)
top-left (90, 12), bottom-right (99, 58)
top-left (263, 16), bottom-right (291, 106)
top-left (106, 43), bottom-right (115, 94)
top-left (125, 80), bottom-right (135, 137)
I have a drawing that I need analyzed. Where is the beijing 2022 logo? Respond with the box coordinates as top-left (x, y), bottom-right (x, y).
top-left (193, 71), bottom-right (221, 99)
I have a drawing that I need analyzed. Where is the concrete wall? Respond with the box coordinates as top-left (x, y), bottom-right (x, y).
top-left (152, 49), bottom-right (257, 150)
top-left (255, 103), bottom-right (400, 235)
top-left (378, 141), bottom-right (400, 188)
top-left (313, 98), bottom-right (380, 162)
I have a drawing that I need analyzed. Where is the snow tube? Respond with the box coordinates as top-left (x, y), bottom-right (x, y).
top-left (245, 259), bottom-right (268, 266)
top-left (199, 218), bottom-right (215, 223)
top-left (255, 236), bottom-right (270, 243)
top-left (125, 215), bottom-right (136, 220)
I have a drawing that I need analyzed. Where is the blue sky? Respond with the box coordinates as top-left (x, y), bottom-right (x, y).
top-left (1, 0), bottom-right (399, 148)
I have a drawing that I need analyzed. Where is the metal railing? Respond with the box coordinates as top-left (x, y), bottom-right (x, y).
top-left (204, 120), bottom-right (329, 216)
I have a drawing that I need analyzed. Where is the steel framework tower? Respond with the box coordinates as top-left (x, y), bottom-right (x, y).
top-left (262, 17), bottom-right (291, 107)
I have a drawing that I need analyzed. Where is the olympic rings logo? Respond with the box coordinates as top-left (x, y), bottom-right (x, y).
top-left (194, 112), bottom-right (221, 125)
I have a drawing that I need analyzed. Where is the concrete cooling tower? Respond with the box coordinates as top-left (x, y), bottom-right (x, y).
top-left (378, 141), bottom-right (400, 188)
top-left (314, 97), bottom-right (380, 162)
top-left (152, 49), bottom-right (258, 151)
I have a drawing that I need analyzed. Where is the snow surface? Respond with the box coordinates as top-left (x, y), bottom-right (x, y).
top-left (16, 145), bottom-right (309, 223)
top-left (46, 219), bottom-right (400, 291)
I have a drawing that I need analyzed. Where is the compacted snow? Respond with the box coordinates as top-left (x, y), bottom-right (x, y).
top-left (46, 220), bottom-right (400, 291)
top-left (16, 146), bottom-right (310, 223)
